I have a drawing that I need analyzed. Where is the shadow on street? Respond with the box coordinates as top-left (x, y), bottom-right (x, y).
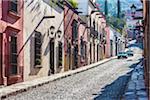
top-left (93, 60), bottom-right (142, 100)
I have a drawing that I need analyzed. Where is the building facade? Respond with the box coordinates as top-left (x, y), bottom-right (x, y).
top-left (23, 0), bottom-right (64, 81)
top-left (63, 1), bottom-right (79, 71)
top-left (0, 0), bottom-right (127, 86)
top-left (105, 26), bottom-right (111, 58)
top-left (78, 17), bottom-right (88, 67)
top-left (78, 0), bottom-right (111, 62)
top-left (109, 27), bottom-right (117, 57)
top-left (142, 0), bottom-right (150, 98)
top-left (0, 0), bottom-right (24, 85)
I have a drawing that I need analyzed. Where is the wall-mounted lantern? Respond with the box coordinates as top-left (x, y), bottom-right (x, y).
top-left (49, 26), bottom-right (55, 37)
top-left (57, 30), bottom-right (62, 41)
top-left (130, 4), bottom-right (136, 18)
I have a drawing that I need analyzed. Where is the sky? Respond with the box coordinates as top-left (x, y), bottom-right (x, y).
top-left (77, 0), bottom-right (142, 17)
top-left (96, 0), bottom-right (142, 17)
top-left (77, 0), bottom-right (88, 15)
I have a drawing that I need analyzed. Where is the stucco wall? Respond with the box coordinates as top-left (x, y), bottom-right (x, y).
top-left (78, 22), bottom-right (88, 66)
top-left (24, 0), bottom-right (64, 81)
top-left (110, 27), bottom-right (117, 56)
top-left (64, 4), bottom-right (79, 71)
top-left (0, 0), bottom-right (24, 85)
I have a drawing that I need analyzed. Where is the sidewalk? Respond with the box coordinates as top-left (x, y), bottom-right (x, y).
top-left (0, 57), bottom-right (116, 99)
top-left (123, 60), bottom-right (148, 100)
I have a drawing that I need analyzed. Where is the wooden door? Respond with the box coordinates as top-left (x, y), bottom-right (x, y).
top-left (0, 34), bottom-right (3, 85)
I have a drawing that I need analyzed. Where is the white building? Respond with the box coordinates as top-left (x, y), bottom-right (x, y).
top-left (23, 0), bottom-right (64, 81)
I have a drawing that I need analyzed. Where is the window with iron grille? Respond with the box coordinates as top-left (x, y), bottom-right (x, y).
top-left (34, 32), bottom-right (42, 66)
top-left (58, 42), bottom-right (62, 66)
top-left (10, 36), bottom-right (18, 75)
top-left (84, 44), bottom-right (87, 60)
top-left (72, 20), bottom-right (78, 43)
top-left (80, 37), bottom-right (84, 59)
top-left (93, 20), bottom-right (95, 30)
top-left (9, 0), bottom-right (18, 13)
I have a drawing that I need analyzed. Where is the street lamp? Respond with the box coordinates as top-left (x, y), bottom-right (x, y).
top-left (50, 26), bottom-right (55, 35)
top-left (48, 26), bottom-right (56, 38)
top-left (56, 30), bottom-right (62, 41)
top-left (130, 4), bottom-right (136, 18)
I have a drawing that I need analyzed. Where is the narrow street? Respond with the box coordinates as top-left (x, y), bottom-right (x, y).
top-left (4, 54), bottom-right (142, 100)
top-left (0, 0), bottom-right (149, 99)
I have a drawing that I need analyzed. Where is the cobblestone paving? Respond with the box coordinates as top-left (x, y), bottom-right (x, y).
top-left (123, 60), bottom-right (148, 100)
top-left (4, 55), bottom-right (142, 100)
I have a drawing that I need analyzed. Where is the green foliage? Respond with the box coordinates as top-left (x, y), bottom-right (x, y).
top-left (49, 0), bottom-right (78, 8)
top-left (68, 0), bottom-right (78, 8)
top-left (49, 0), bottom-right (57, 7)
top-left (106, 16), bottom-right (127, 35)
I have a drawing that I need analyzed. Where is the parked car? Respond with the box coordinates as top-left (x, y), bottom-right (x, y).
top-left (126, 50), bottom-right (134, 56)
top-left (117, 52), bottom-right (128, 59)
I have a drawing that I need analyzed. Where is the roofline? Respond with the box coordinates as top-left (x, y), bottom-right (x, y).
top-left (63, 0), bottom-right (79, 14)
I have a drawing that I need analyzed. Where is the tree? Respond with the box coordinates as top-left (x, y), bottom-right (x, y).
top-left (117, 0), bottom-right (121, 18)
top-left (107, 16), bottom-right (127, 35)
top-left (68, 0), bottom-right (78, 8)
top-left (105, 0), bottom-right (108, 16)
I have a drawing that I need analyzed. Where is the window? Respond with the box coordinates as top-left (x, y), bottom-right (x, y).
top-left (93, 43), bottom-right (95, 62)
top-left (67, 42), bottom-right (71, 69)
top-left (9, 0), bottom-right (18, 13)
top-left (90, 43), bottom-right (92, 63)
top-left (97, 22), bottom-right (99, 31)
top-left (72, 20), bottom-right (78, 43)
top-left (84, 45), bottom-right (87, 60)
top-left (34, 32), bottom-right (42, 66)
top-left (104, 45), bottom-right (105, 54)
top-left (74, 44), bottom-right (78, 67)
top-left (93, 20), bottom-right (95, 30)
top-left (58, 42), bottom-right (62, 66)
top-left (50, 39), bottom-right (55, 74)
top-left (80, 37), bottom-right (84, 59)
top-left (10, 36), bottom-right (18, 75)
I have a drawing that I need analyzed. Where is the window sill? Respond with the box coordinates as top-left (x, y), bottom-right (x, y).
top-left (9, 74), bottom-right (21, 78)
top-left (35, 65), bottom-right (42, 68)
top-left (8, 10), bottom-right (20, 19)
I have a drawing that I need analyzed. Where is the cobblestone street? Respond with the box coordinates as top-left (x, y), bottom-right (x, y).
top-left (3, 54), bottom-right (142, 100)
top-left (0, 0), bottom-right (149, 99)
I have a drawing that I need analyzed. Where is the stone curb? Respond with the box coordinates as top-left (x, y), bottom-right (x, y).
top-left (123, 59), bottom-right (148, 100)
top-left (0, 57), bottom-right (116, 99)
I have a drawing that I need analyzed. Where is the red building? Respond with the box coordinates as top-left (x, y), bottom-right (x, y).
top-left (0, 0), bottom-right (24, 85)
top-left (63, 1), bottom-right (79, 71)
top-left (78, 17), bottom-right (88, 67)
